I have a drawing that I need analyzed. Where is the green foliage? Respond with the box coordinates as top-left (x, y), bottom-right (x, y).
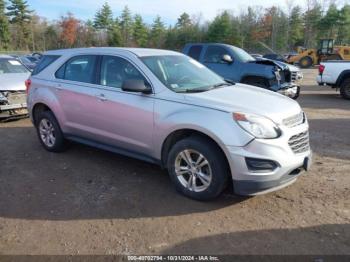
top-left (289, 6), bottom-right (304, 47)
top-left (0, 0), bottom-right (10, 49)
top-left (1, 0), bottom-right (350, 53)
top-left (176, 12), bottom-right (192, 29)
top-left (119, 5), bottom-right (133, 46)
top-left (133, 14), bottom-right (148, 47)
top-left (94, 2), bottom-right (113, 30)
top-left (207, 11), bottom-right (233, 43)
top-left (6, 0), bottom-right (32, 50)
top-left (149, 15), bottom-right (165, 48)
top-left (108, 19), bottom-right (122, 46)
top-left (338, 5), bottom-right (350, 44)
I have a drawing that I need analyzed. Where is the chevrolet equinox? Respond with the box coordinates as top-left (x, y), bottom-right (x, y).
top-left (27, 48), bottom-right (312, 200)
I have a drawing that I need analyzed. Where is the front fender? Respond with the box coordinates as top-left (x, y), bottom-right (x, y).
top-left (153, 100), bottom-right (254, 159)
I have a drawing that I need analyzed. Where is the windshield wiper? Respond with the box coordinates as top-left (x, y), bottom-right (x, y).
top-left (213, 82), bottom-right (231, 88)
top-left (176, 81), bottom-right (235, 93)
top-left (177, 88), bottom-right (211, 93)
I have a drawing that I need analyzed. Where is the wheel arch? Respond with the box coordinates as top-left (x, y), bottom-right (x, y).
top-left (336, 70), bottom-right (350, 87)
top-left (32, 103), bottom-right (53, 125)
top-left (160, 128), bottom-right (231, 175)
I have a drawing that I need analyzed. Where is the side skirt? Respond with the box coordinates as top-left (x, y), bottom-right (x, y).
top-left (65, 134), bottom-right (161, 166)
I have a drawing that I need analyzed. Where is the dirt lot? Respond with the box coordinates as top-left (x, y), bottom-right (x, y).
top-left (0, 69), bottom-right (349, 256)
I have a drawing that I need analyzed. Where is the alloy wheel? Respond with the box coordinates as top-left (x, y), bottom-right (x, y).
top-left (39, 118), bottom-right (56, 147)
top-left (174, 149), bottom-right (212, 192)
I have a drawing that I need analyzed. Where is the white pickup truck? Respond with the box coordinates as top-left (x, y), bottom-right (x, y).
top-left (316, 61), bottom-right (350, 100)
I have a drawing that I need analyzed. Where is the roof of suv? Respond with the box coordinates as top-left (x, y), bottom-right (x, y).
top-left (45, 47), bottom-right (181, 57)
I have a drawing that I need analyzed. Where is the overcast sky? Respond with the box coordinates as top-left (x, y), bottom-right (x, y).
top-left (27, 0), bottom-right (348, 24)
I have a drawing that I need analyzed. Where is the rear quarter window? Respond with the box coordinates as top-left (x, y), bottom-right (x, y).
top-left (31, 55), bottom-right (60, 75)
top-left (55, 55), bottom-right (98, 84)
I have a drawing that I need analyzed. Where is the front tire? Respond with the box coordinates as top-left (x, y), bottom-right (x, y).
top-left (340, 78), bottom-right (350, 100)
top-left (35, 110), bottom-right (68, 152)
top-left (167, 136), bottom-right (229, 201)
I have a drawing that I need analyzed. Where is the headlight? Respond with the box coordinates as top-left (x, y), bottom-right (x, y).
top-left (297, 71), bottom-right (303, 80)
top-left (233, 112), bottom-right (281, 139)
top-left (274, 69), bottom-right (281, 81)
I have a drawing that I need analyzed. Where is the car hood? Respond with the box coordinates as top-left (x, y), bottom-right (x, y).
top-left (285, 63), bottom-right (300, 72)
top-left (0, 73), bottom-right (30, 91)
top-left (253, 58), bottom-right (289, 71)
top-left (184, 84), bottom-right (301, 124)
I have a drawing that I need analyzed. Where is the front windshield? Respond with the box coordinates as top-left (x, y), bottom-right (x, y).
top-left (230, 46), bottom-right (255, 63)
top-left (0, 59), bottom-right (29, 74)
top-left (141, 55), bottom-right (227, 93)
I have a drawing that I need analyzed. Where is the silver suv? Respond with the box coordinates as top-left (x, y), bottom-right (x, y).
top-left (27, 48), bottom-right (312, 200)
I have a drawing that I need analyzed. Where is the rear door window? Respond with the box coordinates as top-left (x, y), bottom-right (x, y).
top-left (188, 45), bottom-right (203, 61)
top-left (32, 55), bottom-right (60, 75)
top-left (56, 55), bottom-right (98, 84)
top-left (204, 46), bottom-right (228, 63)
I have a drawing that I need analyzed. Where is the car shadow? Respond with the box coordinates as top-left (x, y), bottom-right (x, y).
top-left (299, 86), bottom-right (350, 111)
top-left (308, 118), bottom-right (350, 161)
top-left (0, 125), bottom-right (247, 221)
top-left (162, 224), bottom-right (350, 256)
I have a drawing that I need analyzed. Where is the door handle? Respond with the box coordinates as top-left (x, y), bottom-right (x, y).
top-left (95, 94), bottom-right (107, 102)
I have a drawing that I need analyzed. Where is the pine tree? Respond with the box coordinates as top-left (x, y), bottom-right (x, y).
top-left (176, 12), bottom-right (192, 29)
top-left (133, 14), bottom-right (148, 47)
top-left (207, 11), bottom-right (234, 44)
top-left (6, 0), bottom-right (32, 50)
top-left (108, 19), bottom-right (122, 46)
top-left (0, 0), bottom-right (10, 49)
top-left (149, 15), bottom-right (165, 48)
top-left (289, 6), bottom-right (303, 47)
top-left (119, 6), bottom-right (133, 46)
top-left (338, 5), bottom-right (350, 44)
top-left (94, 2), bottom-right (113, 30)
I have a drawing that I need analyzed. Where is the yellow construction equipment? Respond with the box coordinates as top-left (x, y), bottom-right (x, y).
top-left (287, 39), bottom-right (350, 68)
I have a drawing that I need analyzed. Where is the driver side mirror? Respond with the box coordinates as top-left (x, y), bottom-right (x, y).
top-left (222, 54), bottom-right (233, 64)
top-left (122, 79), bottom-right (152, 94)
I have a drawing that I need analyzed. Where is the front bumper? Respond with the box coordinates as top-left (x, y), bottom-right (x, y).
top-left (277, 85), bottom-right (300, 98)
top-left (0, 103), bottom-right (28, 119)
top-left (226, 123), bottom-right (312, 195)
top-left (0, 91), bottom-right (28, 119)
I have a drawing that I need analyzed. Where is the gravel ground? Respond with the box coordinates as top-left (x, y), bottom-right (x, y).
top-left (0, 69), bottom-right (349, 256)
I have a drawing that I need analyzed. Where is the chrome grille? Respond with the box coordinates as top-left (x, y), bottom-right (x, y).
top-left (283, 112), bottom-right (304, 128)
top-left (291, 71), bottom-right (298, 82)
top-left (288, 131), bottom-right (310, 154)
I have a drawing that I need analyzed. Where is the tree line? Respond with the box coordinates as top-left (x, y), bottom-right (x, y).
top-left (0, 0), bottom-right (349, 54)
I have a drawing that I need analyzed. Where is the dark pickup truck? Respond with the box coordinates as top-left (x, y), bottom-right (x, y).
top-left (183, 43), bottom-right (302, 99)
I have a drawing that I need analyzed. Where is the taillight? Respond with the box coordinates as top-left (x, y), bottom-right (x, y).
top-left (319, 64), bottom-right (325, 75)
top-left (25, 79), bottom-right (31, 94)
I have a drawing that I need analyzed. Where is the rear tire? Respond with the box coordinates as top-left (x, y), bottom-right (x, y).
top-left (35, 110), bottom-right (68, 152)
top-left (167, 136), bottom-right (229, 201)
top-left (299, 56), bottom-right (313, 68)
top-left (340, 78), bottom-right (350, 100)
